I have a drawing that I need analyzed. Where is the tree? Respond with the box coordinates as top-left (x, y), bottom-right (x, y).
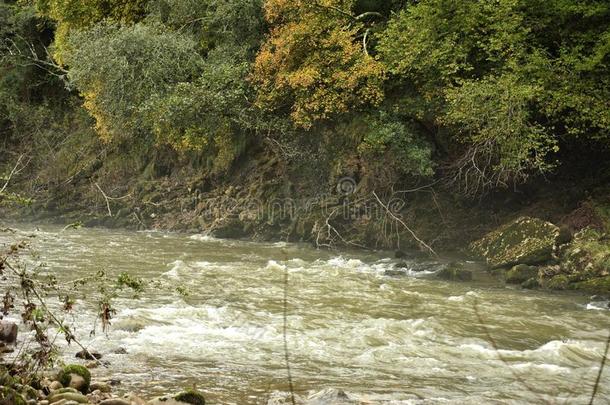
top-left (63, 23), bottom-right (203, 143)
top-left (35, 0), bottom-right (148, 64)
top-left (377, 0), bottom-right (610, 195)
top-left (253, 0), bottom-right (386, 128)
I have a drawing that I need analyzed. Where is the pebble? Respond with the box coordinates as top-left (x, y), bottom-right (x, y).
top-left (99, 399), bottom-right (130, 405)
top-left (49, 381), bottom-right (63, 391)
top-left (48, 392), bottom-right (88, 404)
top-left (85, 361), bottom-right (99, 369)
top-left (75, 349), bottom-right (103, 360)
top-left (90, 382), bottom-right (112, 393)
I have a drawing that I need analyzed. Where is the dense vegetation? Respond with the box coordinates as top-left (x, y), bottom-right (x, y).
top-left (1, 0), bottom-right (609, 198)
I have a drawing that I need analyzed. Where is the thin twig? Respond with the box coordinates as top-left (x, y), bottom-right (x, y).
top-left (94, 182), bottom-right (113, 216)
top-left (1, 155), bottom-right (25, 194)
top-left (372, 192), bottom-right (437, 256)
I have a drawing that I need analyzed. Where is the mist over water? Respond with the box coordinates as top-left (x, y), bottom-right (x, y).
top-left (1, 225), bottom-right (609, 404)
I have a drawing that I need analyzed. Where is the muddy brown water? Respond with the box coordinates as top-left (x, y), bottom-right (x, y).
top-left (1, 224), bottom-right (609, 404)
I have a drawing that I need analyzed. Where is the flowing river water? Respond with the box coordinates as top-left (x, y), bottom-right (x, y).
top-left (1, 224), bottom-right (609, 404)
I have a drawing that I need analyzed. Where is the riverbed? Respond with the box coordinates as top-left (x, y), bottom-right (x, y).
top-left (1, 224), bottom-right (609, 404)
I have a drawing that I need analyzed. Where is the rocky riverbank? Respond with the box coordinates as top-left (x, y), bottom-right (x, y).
top-left (6, 171), bottom-right (609, 297)
top-left (1, 362), bottom-right (205, 405)
top-left (469, 214), bottom-right (610, 295)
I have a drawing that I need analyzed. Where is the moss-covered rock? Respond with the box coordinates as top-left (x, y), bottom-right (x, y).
top-left (521, 277), bottom-right (540, 289)
top-left (470, 217), bottom-right (560, 268)
top-left (570, 275), bottom-right (610, 294)
top-left (505, 264), bottom-right (539, 284)
top-left (56, 364), bottom-right (91, 393)
top-left (561, 228), bottom-right (610, 282)
top-left (546, 274), bottom-right (570, 290)
top-left (174, 390), bottom-right (206, 405)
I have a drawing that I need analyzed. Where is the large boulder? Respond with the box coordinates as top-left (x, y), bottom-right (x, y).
top-left (470, 217), bottom-right (560, 268)
top-left (560, 228), bottom-right (610, 282)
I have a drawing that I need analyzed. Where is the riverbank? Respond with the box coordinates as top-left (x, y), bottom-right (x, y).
top-left (2, 144), bottom-right (610, 296)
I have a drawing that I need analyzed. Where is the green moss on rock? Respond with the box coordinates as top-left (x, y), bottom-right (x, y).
top-left (546, 274), bottom-right (569, 290)
top-left (174, 390), bottom-right (206, 405)
top-left (57, 364), bottom-right (91, 393)
top-left (561, 228), bottom-right (610, 281)
top-left (506, 264), bottom-right (539, 284)
top-left (521, 278), bottom-right (540, 289)
top-left (571, 276), bottom-right (610, 294)
top-left (470, 217), bottom-right (560, 268)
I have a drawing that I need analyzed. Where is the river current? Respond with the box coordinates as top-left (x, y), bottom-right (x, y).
top-left (1, 224), bottom-right (609, 404)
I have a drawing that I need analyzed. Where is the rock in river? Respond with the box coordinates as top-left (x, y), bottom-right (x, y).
top-left (470, 216), bottom-right (560, 268)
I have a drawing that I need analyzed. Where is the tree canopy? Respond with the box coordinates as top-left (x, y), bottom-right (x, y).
top-left (0, 0), bottom-right (607, 193)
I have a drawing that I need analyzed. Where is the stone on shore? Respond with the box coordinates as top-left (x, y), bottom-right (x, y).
top-left (99, 399), bottom-right (130, 405)
top-left (47, 392), bottom-right (88, 403)
top-left (470, 217), bottom-right (560, 268)
top-left (56, 365), bottom-right (91, 394)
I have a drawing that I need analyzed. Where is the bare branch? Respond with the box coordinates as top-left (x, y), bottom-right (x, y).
top-left (94, 182), bottom-right (113, 217)
top-left (372, 191), bottom-right (437, 256)
top-left (0, 154), bottom-right (26, 194)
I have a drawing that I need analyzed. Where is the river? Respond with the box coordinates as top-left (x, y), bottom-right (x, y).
top-left (1, 224), bottom-right (609, 404)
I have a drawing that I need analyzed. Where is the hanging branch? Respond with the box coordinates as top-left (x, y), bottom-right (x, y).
top-left (94, 182), bottom-right (131, 217)
top-left (0, 154), bottom-right (27, 194)
top-left (95, 183), bottom-right (113, 216)
top-left (372, 191), bottom-right (437, 256)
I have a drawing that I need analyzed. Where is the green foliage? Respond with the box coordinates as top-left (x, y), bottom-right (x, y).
top-left (443, 73), bottom-right (557, 190)
top-left (64, 23), bottom-right (203, 143)
top-left (116, 272), bottom-right (144, 293)
top-left (377, 0), bottom-right (610, 193)
top-left (359, 112), bottom-right (434, 177)
top-left (3, 0), bottom-right (609, 197)
top-left (36, 0), bottom-right (148, 64)
top-left (146, 0), bottom-right (265, 55)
